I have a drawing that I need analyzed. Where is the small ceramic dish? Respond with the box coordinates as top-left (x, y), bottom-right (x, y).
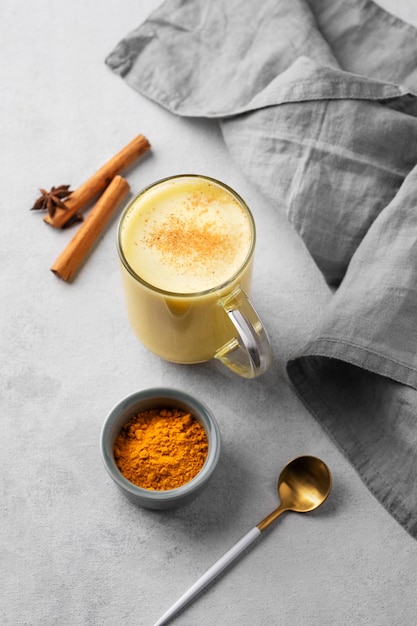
top-left (100, 387), bottom-right (221, 509)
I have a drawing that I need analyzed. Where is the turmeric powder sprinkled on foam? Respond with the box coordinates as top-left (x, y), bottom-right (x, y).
top-left (144, 213), bottom-right (236, 272)
top-left (141, 188), bottom-right (243, 276)
top-left (113, 408), bottom-right (209, 490)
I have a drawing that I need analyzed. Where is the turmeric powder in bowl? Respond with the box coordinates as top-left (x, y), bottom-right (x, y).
top-left (101, 388), bottom-right (221, 509)
top-left (113, 408), bottom-right (208, 490)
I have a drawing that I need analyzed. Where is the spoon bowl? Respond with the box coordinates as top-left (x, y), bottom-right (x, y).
top-left (257, 455), bottom-right (332, 531)
top-left (278, 455), bottom-right (332, 512)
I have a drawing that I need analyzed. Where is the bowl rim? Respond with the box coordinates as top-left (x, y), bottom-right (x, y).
top-left (100, 387), bottom-right (221, 500)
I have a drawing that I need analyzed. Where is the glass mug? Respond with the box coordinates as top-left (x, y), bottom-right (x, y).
top-left (116, 175), bottom-right (272, 378)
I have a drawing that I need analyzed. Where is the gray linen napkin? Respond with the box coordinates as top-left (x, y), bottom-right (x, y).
top-left (106, 0), bottom-right (417, 538)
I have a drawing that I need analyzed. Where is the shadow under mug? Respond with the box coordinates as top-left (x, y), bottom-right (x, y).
top-left (116, 175), bottom-right (272, 378)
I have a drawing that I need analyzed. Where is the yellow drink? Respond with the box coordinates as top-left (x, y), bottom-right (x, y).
top-left (117, 175), bottom-right (271, 377)
top-left (117, 175), bottom-right (254, 363)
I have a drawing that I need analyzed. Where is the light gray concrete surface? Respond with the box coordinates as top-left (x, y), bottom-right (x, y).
top-left (1, 1), bottom-right (417, 625)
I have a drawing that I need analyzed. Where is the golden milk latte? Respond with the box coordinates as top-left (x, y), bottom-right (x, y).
top-left (117, 175), bottom-right (271, 375)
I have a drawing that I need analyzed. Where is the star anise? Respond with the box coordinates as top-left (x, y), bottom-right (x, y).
top-left (31, 184), bottom-right (73, 218)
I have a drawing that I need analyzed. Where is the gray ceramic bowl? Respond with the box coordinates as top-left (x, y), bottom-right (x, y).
top-left (100, 388), bottom-right (221, 509)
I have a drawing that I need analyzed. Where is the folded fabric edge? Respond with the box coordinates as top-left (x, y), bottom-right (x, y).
top-left (286, 354), bottom-right (417, 539)
top-left (105, 52), bottom-right (417, 119)
top-left (291, 336), bottom-right (417, 390)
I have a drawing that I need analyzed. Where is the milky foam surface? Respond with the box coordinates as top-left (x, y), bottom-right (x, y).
top-left (120, 177), bottom-right (253, 293)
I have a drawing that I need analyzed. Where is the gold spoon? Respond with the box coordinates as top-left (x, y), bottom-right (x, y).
top-left (154, 455), bottom-right (332, 626)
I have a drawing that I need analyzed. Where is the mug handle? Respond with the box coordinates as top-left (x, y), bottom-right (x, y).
top-left (214, 286), bottom-right (273, 378)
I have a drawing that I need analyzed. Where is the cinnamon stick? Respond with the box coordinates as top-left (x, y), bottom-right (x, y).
top-left (45, 134), bottom-right (150, 228)
top-left (51, 175), bottom-right (130, 282)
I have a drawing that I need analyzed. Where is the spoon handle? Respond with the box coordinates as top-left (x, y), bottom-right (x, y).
top-left (153, 526), bottom-right (261, 626)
